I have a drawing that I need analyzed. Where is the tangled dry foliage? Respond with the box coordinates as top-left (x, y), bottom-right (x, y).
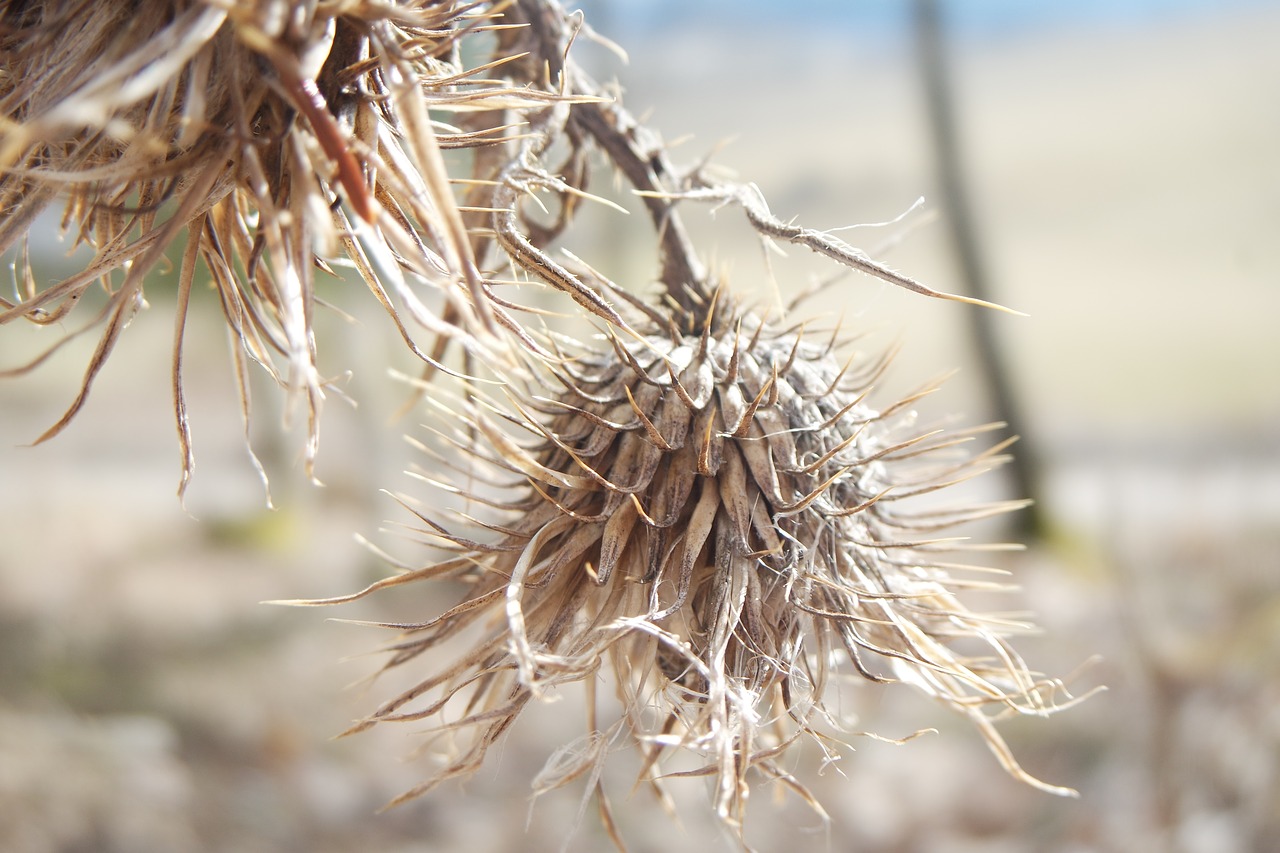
top-left (1, 0), bottom-right (541, 499)
top-left (2, 0), bottom-right (1090, 842)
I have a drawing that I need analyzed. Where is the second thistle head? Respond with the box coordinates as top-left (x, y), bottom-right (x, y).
top-left (322, 284), bottom-right (1075, 822)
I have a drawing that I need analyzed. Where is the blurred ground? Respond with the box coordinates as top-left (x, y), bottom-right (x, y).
top-left (2, 2), bottom-right (1278, 851)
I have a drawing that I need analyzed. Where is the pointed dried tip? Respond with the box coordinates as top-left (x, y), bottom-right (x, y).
top-left (934, 290), bottom-right (1028, 316)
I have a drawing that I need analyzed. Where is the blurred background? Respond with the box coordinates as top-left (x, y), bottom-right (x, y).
top-left (2, 1), bottom-right (1277, 850)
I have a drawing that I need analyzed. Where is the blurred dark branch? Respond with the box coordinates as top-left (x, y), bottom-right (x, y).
top-left (912, 0), bottom-right (1045, 538)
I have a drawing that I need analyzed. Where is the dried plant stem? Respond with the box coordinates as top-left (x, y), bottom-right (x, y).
top-left (639, 181), bottom-right (1023, 315)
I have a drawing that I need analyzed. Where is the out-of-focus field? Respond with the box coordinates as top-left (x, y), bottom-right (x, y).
top-left (2, 3), bottom-right (1277, 851)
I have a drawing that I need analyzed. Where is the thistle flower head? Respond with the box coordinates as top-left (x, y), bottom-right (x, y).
top-left (312, 289), bottom-right (1077, 825)
top-left (1, 0), bottom-right (546, 494)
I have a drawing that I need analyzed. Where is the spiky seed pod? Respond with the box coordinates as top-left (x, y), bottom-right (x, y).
top-left (0, 0), bottom-right (555, 495)
top-left (302, 292), bottom-right (1076, 823)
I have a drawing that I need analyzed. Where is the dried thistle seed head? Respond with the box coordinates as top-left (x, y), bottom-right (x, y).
top-left (308, 292), bottom-right (1079, 822)
top-left (0, 0), bottom-right (549, 496)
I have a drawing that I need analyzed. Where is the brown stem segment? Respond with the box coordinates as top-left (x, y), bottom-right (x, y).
top-left (572, 102), bottom-right (709, 313)
top-left (514, 0), bottom-right (709, 315)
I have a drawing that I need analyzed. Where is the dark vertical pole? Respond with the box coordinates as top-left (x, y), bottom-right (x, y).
top-left (912, 0), bottom-right (1045, 537)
